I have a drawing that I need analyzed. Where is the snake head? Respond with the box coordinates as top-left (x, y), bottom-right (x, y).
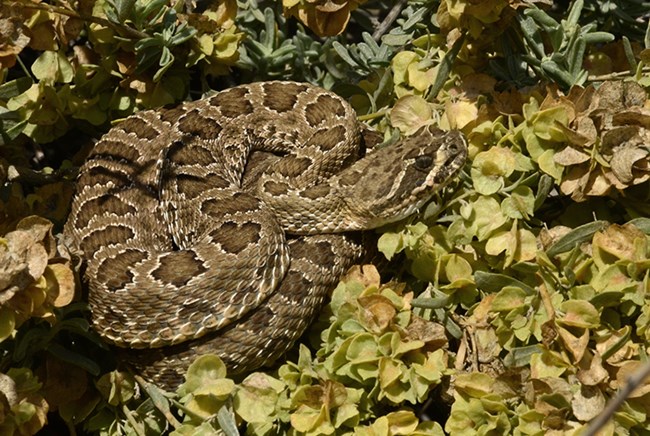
top-left (341, 125), bottom-right (468, 229)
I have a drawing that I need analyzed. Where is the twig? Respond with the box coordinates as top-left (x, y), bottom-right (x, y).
top-left (583, 358), bottom-right (650, 436)
top-left (358, 109), bottom-right (388, 122)
top-left (586, 67), bottom-right (650, 83)
top-left (372, 0), bottom-right (408, 41)
top-left (122, 404), bottom-right (147, 436)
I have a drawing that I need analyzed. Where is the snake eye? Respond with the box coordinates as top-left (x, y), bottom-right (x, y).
top-left (414, 155), bottom-right (433, 171)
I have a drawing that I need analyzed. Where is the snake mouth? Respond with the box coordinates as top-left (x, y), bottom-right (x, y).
top-left (432, 135), bottom-right (468, 186)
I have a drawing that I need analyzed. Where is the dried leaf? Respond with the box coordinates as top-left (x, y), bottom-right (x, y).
top-left (45, 264), bottom-right (75, 307)
top-left (0, 14), bottom-right (31, 68)
top-left (592, 223), bottom-right (646, 263)
top-left (390, 95), bottom-right (434, 135)
top-left (596, 327), bottom-right (638, 365)
top-left (616, 361), bottom-right (650, 398)
top-left (601, 126), bottom-right (639, 152)
top-left (571, 385), bottom-right (605, 421)
top-left (445, 100), bottom-right (478, 130)
top-left (406, 316), bottom-right (447, 349)
top-left (553, 146), bottom-right (590, 166)
top-left (577, 352), bottom-right (609, 386)
top-left (359, 295), bottom-right (397, 332)
top-left (612, 108), bottom-right (650, 128)
top-left (554, 122), bottom-right (594, 147)
top-left (557, 326), bottom-right (589, 362)
top-left (343, 264), bottom-right (381, 289)
top-left (283, 0), bottom-right (366, 37)
top-left (610, 143), bottom-right (650, 184)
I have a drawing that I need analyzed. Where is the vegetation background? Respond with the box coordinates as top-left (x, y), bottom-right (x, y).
top-left (2, 0), bottom-right (650, 434)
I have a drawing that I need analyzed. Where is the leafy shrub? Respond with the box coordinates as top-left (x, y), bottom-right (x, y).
top-left (2, 0), bottom-right (650, 434)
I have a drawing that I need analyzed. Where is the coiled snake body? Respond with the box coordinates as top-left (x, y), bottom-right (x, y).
top-left (64, 81), bottom-right (467, 388)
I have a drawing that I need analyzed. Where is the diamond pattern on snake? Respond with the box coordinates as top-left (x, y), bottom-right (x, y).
top-left (64, 81), bottom-right (467, 389)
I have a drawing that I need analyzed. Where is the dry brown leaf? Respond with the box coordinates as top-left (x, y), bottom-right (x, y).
top-left (577, 351), bottom-right (609, 386)
top-left (19, 393), bottom-right (49, 434)
top-left (585, 169), bottom-right (614, 197)
top-left (0, 372), bottom-right (18, 407)
top-left (460, 73), bottom-right (496, 98)
top-left (615, 361), bottom-right (650, 398)
top-left (574, 116), bottom-right (598, 143)
top-left (284, 0), bottom-right (366, 37)
top-left (571, 384), bottom-right (605, 421)
top-left (557, 326), bottom-right (589, 362)
top-left (16, 216), bottom-right (56, 257)
top-left (559, 165), bottom-right (590, 201)
top-left (0, 14), bottom-right (31, 68)
top-left (29, 20), bottom-right (58, 51)
top-left (359, 294), bottom-right (396, 332)
top-left (45, 264), bottom-right (76, 308)
top-left (315, 1), bottom-right (347, 12)
top-left (474, 327), bottom-right (501, 363)
top-left (596, 329), bottom-right (639, 365)
top-left (3, 230), bottom-right (48, 286)
top-left (610, 143), bottom-right (650, 184)
top-left (590, 81), bottom-right (623, 111)
top-left (390, 95), bottom-right (434, 135)
top-left (600, 126), bottom-right (639, 153)
top-left (600, 167), bottom-right (629, 190)
top-left (492, 89), bottom-right (526, 116)
top-left (553, 146), bottom-right (591, 166)
top-left (0, 247), bottom-right (27, 304)
top-left (567, 84), bottom-right (596, 113)
top-left (554, 123), bottom-right (594, 148)
top-left (612, 108), bottom-right (650, 128)
top-left (405, 315), bottom-right (447, 350)
top-left (593, 223), bottom-right (646, 262)
top-left (541, 319), bottom-right (558, 346)
top-left (344, 264), bottom-right (380, 289)
top-left (621, 81), bottom-right (647, 108)
top-left (469, 293), bottom-right (496, 323)
top-left (538, 226), bottom-right (572, 251)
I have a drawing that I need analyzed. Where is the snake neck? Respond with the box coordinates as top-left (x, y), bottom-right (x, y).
top-left (257, 127), bottom-right (468, 235)
top-left (259, 178), bottom-right (367, 235)
top-left (256, 150), bottom-right (400, 235)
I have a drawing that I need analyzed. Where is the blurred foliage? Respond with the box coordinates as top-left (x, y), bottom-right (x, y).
top-left (580, 0), bottom-right (650, 41)
top-left (517, 0), bottom-right (615, 88)
top-left (282, 0), bottom-right (368, 37)
top-left (2, 0), bottom-right (650, 434)
top-left (0, 0), bottom-right (242, 145)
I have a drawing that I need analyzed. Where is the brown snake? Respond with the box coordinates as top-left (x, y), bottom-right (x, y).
top-left (63, 81), bottom-right (467, 388)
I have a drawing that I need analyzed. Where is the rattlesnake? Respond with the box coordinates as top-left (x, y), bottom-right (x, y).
top-left (64, 81), bottom-right (467, 388)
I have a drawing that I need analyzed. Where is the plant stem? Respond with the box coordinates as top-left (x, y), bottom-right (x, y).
top-left (586, 67), bottom-right (650, 83)
top-left (372, 0), bottom-right (408, 41)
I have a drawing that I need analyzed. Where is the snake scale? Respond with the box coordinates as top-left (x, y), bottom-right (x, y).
top-left (64, 81), bottom-right (467, 388)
